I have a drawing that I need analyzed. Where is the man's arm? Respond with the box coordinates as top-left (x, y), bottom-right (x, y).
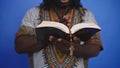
top-left (14, 7), bottom-right (46, 54)
top-left (14, 25), bottom-right (48, 54)
top-left (73, 9), bottom-right (103, 58)
top-left (73, 32), bottom-right (103, 58)
top-left (15, 35), bottom-right (47, 54)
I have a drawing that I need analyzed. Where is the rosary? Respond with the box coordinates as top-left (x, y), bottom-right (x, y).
top-left (54, 6), bottom-right (75, 56)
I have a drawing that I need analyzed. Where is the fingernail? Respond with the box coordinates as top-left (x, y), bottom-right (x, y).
top-left (57, 38), bottom-right (62, 42)
top-left (49, 35), bottom-right (54, 41)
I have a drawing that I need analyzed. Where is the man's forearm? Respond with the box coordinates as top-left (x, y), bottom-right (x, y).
top-left (73, 44), bottom-right (101, 58)
top-left (15, 35), bottom-right (46, 54)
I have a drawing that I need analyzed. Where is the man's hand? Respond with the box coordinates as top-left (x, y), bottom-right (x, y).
top-left (49, 35), bottom-right (70, 54)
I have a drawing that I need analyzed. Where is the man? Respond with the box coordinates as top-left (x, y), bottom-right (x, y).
top-left (15, 0), bottom-right (103, 68)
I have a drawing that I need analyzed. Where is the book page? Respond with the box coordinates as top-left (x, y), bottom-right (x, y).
top-left (36, 21), bottom-right (70, 33)
top-left (71, 22), bottom-right (101, 34)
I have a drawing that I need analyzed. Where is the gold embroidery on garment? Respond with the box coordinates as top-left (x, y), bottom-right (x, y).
top-left (42, 8), bottom-right (84, 68)
top-left (16, 25), bottom-right (36, 38)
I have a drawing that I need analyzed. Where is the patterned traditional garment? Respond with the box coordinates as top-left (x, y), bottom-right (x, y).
top-left (16, 7), bottom-right (102, 68)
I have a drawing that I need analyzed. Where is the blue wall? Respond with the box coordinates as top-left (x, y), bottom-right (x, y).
top-left (0, 0), bottom-right (120, 68)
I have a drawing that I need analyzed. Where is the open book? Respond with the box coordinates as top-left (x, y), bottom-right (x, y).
top-left (35, 21), bottom-right (101, 41)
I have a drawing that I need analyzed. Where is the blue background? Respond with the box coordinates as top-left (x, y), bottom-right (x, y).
top-left (0, 0), bottom-right (120, 68)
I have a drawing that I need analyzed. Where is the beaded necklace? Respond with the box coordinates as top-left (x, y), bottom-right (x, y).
top-left (53, 6), bottom-right (72, 25)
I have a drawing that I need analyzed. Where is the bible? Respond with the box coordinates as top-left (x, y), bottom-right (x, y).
top-left (35, 21), bottom-right (101, 41)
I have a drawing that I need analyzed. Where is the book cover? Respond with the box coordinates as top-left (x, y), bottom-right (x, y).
top-left (35, 21), bottom-right (101, 41)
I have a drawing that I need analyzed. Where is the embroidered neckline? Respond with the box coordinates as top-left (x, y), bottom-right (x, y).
top-left (49, 7), bottom-right (74, 24)
top-left (48, 45), bottom-right (72, 68)
top-left (52, 45), bottom-right (68, 64)
top-left (53, 6), bottom-right (71, 24)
